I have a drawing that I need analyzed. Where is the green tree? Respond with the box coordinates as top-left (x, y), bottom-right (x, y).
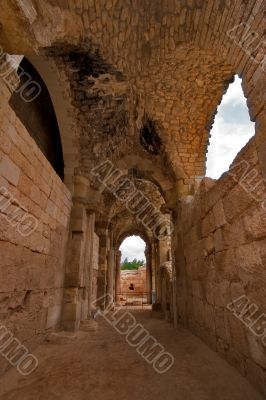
top-left (121, 258), bottom-right (144, 270)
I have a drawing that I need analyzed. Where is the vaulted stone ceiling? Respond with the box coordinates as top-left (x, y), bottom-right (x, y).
top-left (106, 178), bottom-right (167, 242)
top-left (44, 42), bottom-right (234, 182)
top-left (0, 0), bottom-right (264, 193)
top-left (91, 172), bottom-right (169, 244)
top-left (0, 3), bottom-right (265, 396)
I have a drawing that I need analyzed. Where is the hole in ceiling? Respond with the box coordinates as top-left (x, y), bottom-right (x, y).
top-left (139, 118), bottom-right (162, 155)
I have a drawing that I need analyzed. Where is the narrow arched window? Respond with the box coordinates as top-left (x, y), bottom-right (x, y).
top-left (206, 75), bottom-right (255, 179)
top-left (9, 57), bottom-right (64, 180)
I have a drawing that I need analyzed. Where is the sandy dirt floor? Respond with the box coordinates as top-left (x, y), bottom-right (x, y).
top-left (0, 310), bottom-right (263, 400)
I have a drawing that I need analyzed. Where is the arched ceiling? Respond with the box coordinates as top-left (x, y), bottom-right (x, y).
top-left (42, 41), bottom-right (234, 181)
top-left (116, 229), bottom-right (151, 250)
top-left (103, 178), bottom-right (170, 244)
top-left (0, 0), bottom-right (264, 195)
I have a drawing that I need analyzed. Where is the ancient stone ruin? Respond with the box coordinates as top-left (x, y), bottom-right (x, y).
top-left (0, 1), bottom-right (265, 399)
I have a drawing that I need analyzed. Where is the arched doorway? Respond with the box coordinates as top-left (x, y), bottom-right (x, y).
top-left (115, 235), bottom-right (152, 309)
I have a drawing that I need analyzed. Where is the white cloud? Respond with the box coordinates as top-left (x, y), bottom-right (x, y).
top-left (222, 75), bottom-right (246, 106)
top-left (206, 76), bottom-right (255, 179)
top-left (119, 235), bottom-right (146, 262)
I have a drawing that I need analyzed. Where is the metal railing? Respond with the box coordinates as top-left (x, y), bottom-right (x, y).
top-left (116, 292), bottom-right (152, 308)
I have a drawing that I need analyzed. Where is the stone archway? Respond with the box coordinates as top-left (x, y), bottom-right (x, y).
top-left (115, 233), bottom-right (151, 307)
top-left (0, 2), bottom-right (265, 397)
top-left (27, 55), bottom-right (79, 193)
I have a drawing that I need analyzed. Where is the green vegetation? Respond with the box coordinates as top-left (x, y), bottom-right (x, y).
top-left (121, 258), bottom-right (145, 270)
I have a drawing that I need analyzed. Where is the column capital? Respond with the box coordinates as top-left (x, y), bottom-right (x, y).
top-left (73, 176), bottom-right (105, 213)
top-left (95, 221), bottom-right (109, 237)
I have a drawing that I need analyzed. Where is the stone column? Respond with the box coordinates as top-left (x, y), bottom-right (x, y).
top-left (84, 211), bottom-right (96, 319)
top-left (106, 227), bottom-right (115, 307)
top-left (107, 248), bottom-right (115, 306)
top-left (145, 246), bottom-right (152, 304)
top-left (151, 240), bottom-right (158, 307)
top-left (62, 176), bottom-right (101, 331)
top-left (158, 237), bottom-right (170, 265)
top-left (155, 239), bottom-right (162, 306)
top-left (95, 232), bottom-right (108, 308)
top-left (170, 208), bottom-right (179, 328)
top-left (62, 202), bottom-right (88, 331)
top-left (115, 250), bottom-right (121, 303)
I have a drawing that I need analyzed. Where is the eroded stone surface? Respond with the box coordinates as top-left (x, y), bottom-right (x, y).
top-left (0, 311), bottom-right (264, 400)
top-left (0, 0), bottom-right (265, 396)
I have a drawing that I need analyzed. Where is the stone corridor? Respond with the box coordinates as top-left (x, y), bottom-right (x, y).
top-left (0, 0), bottom-right (265, 398)
top-left (0, 310), bottom-right (263, 400)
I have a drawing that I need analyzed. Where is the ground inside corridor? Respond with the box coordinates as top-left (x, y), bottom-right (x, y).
top-left (0, 310), bottom-right (263, 400)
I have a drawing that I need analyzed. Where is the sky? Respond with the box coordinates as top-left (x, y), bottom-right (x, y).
top-left (121, 76), bottom-right (254, 261)
top-left (206, 75), bottom-right (255, 179)
top-left (119, 235), bottom-right (146, 262)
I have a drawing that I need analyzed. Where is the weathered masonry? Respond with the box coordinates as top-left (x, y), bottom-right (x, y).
top-left (0, 0), bottom-right (265, 397)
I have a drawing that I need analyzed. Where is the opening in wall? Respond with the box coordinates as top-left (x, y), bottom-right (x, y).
top-left (118, 235), bottom-right (149, 307)
top-left (206, 75), bottom-right (255, 179)
top-left (9, 57), bottom-right (64, 180)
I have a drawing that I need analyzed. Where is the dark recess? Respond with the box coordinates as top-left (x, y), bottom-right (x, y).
top-left (10, 57), bottom-right (64, 180)
top-left (140, 119), bottom-right (162, 155)
top-left (67, 49), bottom-right (124, 81)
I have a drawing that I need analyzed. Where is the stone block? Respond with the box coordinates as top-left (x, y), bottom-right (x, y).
top-left (214, 249), bottom-right (238, 279)
top-left (213, 280), bottom-right (230, 308)
top-left (0, 155), bottom-right (20, 186)
top-left (223, 184), bottom-right (254, 223)
top-left (243, 206), bottom-right (266, 240)
top-left (204, 303), bottom-right (216, 334)
top-left (235, 242), bottom-right (264, 278)
top-left (62, 302), bottom-right (82, 332)
top-left (63, 288), bottom-right (80, 304)
top-left (202, 210), bottom-right (215, 237)
top-left (213, 200), bottom-right (227, 228)
top-left (214, 307), bottom-right (230, 342)
top-left (221, 219), bottom-right (247, 250)
top-left (70, 205), bottom-right (87, 233)
top-left (46, 305), bottom-right (62, 329)
top-left (214, 228), bottom-right (223, 252)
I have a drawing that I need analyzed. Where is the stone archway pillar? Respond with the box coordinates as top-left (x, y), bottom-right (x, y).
top-left (106, 226), bottom-right (116, 307)
top-left (157, 234), bottom-right (172, 312)
top-left (115, 250), bottom-right (122, 303)
top-left (155, 240), bottom-right (162, 306)
top-left (151, 240), bottom-right (160, 308)
top-left (145, 246), bottom-right (152, 304)
top-left (62, 176), bottom-right (100, 331)
top-left (158, 237), bottom-right (170, 264)
top-left (85, 211), bottom-right (98, 319)
top-left (95, 222), bottom-right (109, 309)
top-left (62, 202), bottom-right (88, 331)
top-left (170, 207), bottom-right (179, 329)
top-left (107, 247), bottom-right (115, 306)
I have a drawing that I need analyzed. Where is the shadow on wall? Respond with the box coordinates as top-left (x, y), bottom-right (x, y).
top-left (9, 57), bottom-right (64, 180)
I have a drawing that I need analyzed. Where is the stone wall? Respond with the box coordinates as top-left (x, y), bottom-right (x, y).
top-left (175, 136), bottom-right (266, 395)
top-left (0, 78), bottom-right (72, 373)
top-left (91, 232), bottom-right (99, 310)
top-left (120, 266), bottom-right (147, 293)
top-left (158, 262), bottom-right (173, 319)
